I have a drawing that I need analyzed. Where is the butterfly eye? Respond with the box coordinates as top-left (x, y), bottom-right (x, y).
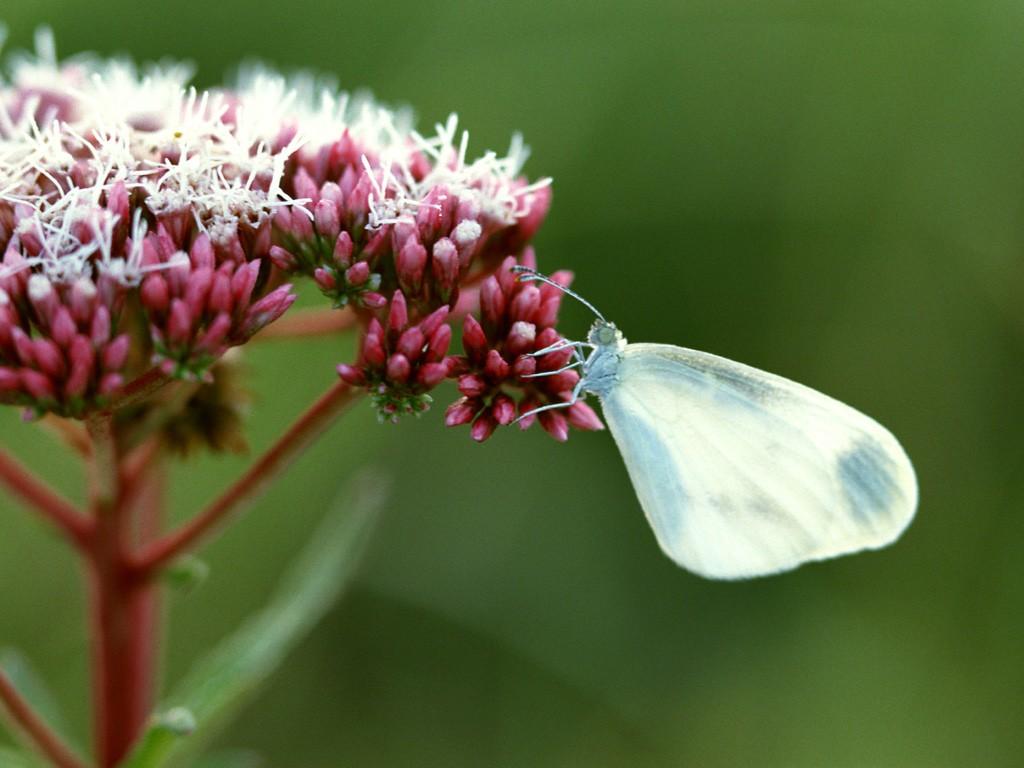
top-left (598, 325), bottom-right (616, 345)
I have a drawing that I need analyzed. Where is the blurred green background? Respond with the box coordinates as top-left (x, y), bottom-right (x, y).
top-left (2, 0), bottom-right (1023, 765)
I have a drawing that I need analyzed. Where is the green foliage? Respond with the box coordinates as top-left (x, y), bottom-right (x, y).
top-left (157, 472), bottom-right (387, 766)
top-left (120, 709), bottom-right (196, 768)
top-left (0, 649), bottom-right (78, 757)
top-left (0, 746), bottom-right (45, 768)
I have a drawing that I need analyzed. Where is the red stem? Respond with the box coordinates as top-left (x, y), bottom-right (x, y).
top-left (0, 670), bottom-right (88, 768)
top-left (94, 366), bottom-right (171, 415)
top-left (254, 306), bottom-right (357, 340)
top-left (127, 453), bottom-right (164, 725)
top-left (85, 414), bottom-right (150, 767)
top-left (133, 381), bottom-right (359, 576)
top-left (0, 448), bottom-right (92, 548)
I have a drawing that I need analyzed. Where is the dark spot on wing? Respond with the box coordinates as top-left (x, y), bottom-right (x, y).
top-left (837, 440), bottom-right (900, 522)
top-left (619, 415), bottom-right (687, 543)
top-left (710, 364), bottom-right (777, 404)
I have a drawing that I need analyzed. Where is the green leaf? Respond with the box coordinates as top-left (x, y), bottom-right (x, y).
top-left (119, 708), bottom-right (196, 768)
top-left (161, 470), bottom-right (387, 767)
top-left (0, 746), bottom-right (46, 768)
top-left (162, 555), bottom-right (211, 594)
top-left (0, 648), bottom-right (78, 755)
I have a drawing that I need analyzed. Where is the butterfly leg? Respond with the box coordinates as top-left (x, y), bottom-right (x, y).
top-left (520, 360), bottom-right (585, 378)
top-left (527, 339), bottom-right (593, 359)
top-left (513, 377), bottom-right (587, 424)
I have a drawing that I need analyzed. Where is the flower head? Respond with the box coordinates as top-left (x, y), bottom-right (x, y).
top-left (0, 31), bottom-right (580, 442)
top-left (444, 252), bottom-right (603, 442)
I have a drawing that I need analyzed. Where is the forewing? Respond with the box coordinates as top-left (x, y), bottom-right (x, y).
top-left (601, 344), bottom-right (917, 579)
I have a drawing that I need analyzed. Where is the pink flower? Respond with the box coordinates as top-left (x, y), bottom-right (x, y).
top-left (337, 290), bottom-right (453, 421)
top-left (444, 251), bottom-right (603, 442)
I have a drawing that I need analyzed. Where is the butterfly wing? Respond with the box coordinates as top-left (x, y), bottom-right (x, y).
top-left (599, 343), bottom-right (917, 579)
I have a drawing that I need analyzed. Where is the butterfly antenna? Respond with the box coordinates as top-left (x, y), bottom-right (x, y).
top-left (511, 266), bottom-right (606, 322)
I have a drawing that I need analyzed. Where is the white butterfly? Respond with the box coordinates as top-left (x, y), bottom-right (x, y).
top-left (516, 268), bottom-right (918, 580)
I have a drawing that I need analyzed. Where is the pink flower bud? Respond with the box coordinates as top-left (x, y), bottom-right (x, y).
top-left (462, 315), bottom-right (488, 364)
top-left (535, 296), bottom-right (562, 329)
top-left (294, 167), bottom-right (320, 204)
top-left (269, 245), bottom-right (297, 271)
top-left (346, 173), bottom-right (373, 221)
top-left (491, 393), bottom-right (516, 426)
top-left (416, 185), bottom-right (449, 242)
top-left (333, 231), bottom-right (354, 269)
top-left (185, 266), bottom-right (214, 321)
top-left (336, 363), bottom-right (366, 386)
top-left (480, 276), bottom-right (505, 331)
top-left (417, 362), bottom-right (448, 388)
top-left (190, 234), bottom-right (216, 270)
top-left (168, 299), bottom-right (193, 346)
top-left (361, 292), bottom-right (386, 309)
top-left (510, 284), bottom-right (541, 322)
top-left (51, 308), bottom-right (77, 347)
top-left (315, 199), bottom-right (341, 241)
top-left (197, 312), bottom-right (233, 353)
top-left (69, 278), bottom-right (98, 325)
top-left (231, 261), bottom-right (260, 307)
top-left (320, 181), bottom-right (344, 208)
top-left (27, 274), bottom-right (58, 323)
top-left (451, 219), bottom-right (482, 267)
top-left (397, 238), bottom-right (428, 294)
top-left (471, 411), bottom-right (497, 442)
top-left (103, 334), bottom-right (130, 371)
top-left (388, 291), bottom-right (408, 334)
top-left (431, 238), bottom-right (459, 299)
top-left (362, 229), bottom-right (390, 259)
top-left (567, 401), bottom-right (604, 431)
top-left (426, 323), bottom-right (452, 362)
top-left (21, 369), bottom-right (55, 401)
top-left (512, 354), bottom-right (536, 378)
top-left (386, 353), bottom-right (411, 383)
top-left (363, 319), bottom-right (387, 367)
top-left (107, 181), bottom-right (129, 223)
top-left (396, 327), bottom-right (424, 361)
top-left (484, 349), bottom-right (509, 380)
top-left (539, 409), bottom-right (569, 442)
top-left (497, 255), bottom-right (518, 296)
top-left (313, 267), bottom-right (337, 292)
top-left (345, 261), bottom-right (370, 286)
top-left (11, 327), bottom-right (34, 366)
top-left (445, 397), bottom-right (478, 427)
top-left (32, 338), bottom-right (65, 379)
top-left (141, 273), bottom-right (170, 314)
top-left (240, 285), bottom-right (296, 338)
top-left (209, 271), bottom-right (234, 314)
top-left (0, 367), bottom-right (20, 393)
top-left (69, 335), bottom-right (95, 378)
top-left (458, 373), bottom-right (487, 398)
top-left (419, 306), bottom-right (450, 338)
top-left (547, 370), bottom-right (579, 393)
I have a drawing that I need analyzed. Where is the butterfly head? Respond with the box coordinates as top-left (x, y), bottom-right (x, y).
top-left (587, 320), bottom-right (626, 350)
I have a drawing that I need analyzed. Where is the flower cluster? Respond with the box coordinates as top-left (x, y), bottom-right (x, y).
top-left (444, 252), bottom-right (603, 441)
top-left (0, 30), bottom-right (596, 442)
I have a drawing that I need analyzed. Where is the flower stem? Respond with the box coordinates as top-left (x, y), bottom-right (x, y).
top-left (0, 670), bottom-right (88, 768)
top-left (95, 366), bottom-right (171, 415)
top-left (133, 381), bottom-right (360, 576)
top-left (127, 451), bottom-right (165, 724)
top-left (0, 447), bottom-right (92, 548)
top-left (253, 306), bottom-right (357, 340)
top-left (85, 413), bottom-right (149, 767)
